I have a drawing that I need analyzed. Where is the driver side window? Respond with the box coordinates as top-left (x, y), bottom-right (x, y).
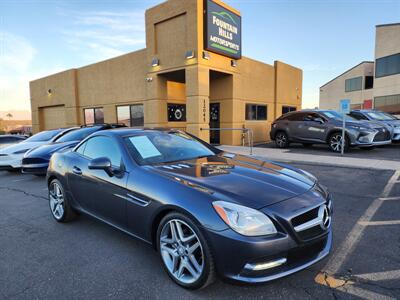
top-left (79, 136), bottom-right (122, 167)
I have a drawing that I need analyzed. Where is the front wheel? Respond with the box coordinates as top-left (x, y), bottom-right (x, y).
top-left (328, 133), bottom-right (348, 153)
top-left (157, 212), bottom-right (216, 289)
top-left (275, 132), bottom-right (289, 148)
top-left (49, 179), bottom-right (77, 222)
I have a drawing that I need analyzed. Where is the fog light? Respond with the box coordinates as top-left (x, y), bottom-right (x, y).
top-left (244, 258), bottom-right (287, 271)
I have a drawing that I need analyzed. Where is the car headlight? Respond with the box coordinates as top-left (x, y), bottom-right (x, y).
top-left (212, 201), bottom-right (277, 236)
top-left (12, 149), bottom-right (30, 155)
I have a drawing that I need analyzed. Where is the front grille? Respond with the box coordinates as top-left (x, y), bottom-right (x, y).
top-left (373, 129), bottom-right (391, 142)
top-left (291, 197), bottom-right (332, 241)
top-left (292, 207), bottom-right (319, 227)
top-left (22, 157), bottom-right (47, 165)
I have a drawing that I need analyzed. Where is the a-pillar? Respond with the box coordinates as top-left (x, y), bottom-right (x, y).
top-left (186, 66), bottom-right (210, 142)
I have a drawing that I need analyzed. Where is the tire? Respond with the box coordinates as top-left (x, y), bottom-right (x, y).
top-left (328, 133), bottom-right (349, 153)
top-left (48, 178), bottom-right (77, 223)
top-left (302, 143), bottom-right (313, 148)
top-left (275, 131), bottom-right (289, 148)
top-left (157, 212), bottom-right (216, 289)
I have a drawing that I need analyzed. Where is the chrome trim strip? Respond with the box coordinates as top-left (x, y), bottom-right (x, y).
top-left (113, 193), bottom-right (150, 207)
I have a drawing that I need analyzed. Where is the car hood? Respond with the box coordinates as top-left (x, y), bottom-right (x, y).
top-left (0, 141), bottom-right (48, 155)
top-left (383, 120), bottom-right (400, 128)
top-left (25, 141), bottom-right (79, 158)
top-left (151, 153), bottom-right (315, 209)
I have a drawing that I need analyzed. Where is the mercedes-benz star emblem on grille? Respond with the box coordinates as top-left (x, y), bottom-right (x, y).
top-left (318, 204), bottom-right (331, 230)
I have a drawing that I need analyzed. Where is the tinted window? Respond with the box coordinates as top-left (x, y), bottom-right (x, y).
top-left (125, 131), bottom-right (215, 165)
top-left (282, 106), bottom-right (297, 114)
top-left (84, 108), bottom-right (104, 125)
top-left (374, 94), bottom-right (400, 114)
top-left (321, 111), bottom-right (355, 121)
top-left (345, 77), bottom-right (362, 92)
top-left (25, 129), bottom-right (63, 142)
top-left (82, 136), bottom-right (122, 167)
top-left (376, 53), bottom-right (400, 78)
top-left (56, 127), bottom-right (100, 143)
top-left (245, 104), bottom-right (268, 120)
top-left (285, 112), bottom-right (305, 121)
top-left (117, 105), bottom-right (144, 127)
top-left (303, 113), bottom-right (323, 121)
top-left (349, 112), bottom-right (369, 120)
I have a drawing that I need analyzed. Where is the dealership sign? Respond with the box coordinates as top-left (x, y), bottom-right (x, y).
top-left (204, 0), bottom-right (242, 59)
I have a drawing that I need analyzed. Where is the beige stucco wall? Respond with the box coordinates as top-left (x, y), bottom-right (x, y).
top-left (319, 62), bottom-right (374, 110)
top-left (29, 0), bottom-right (302, 145)
top-left (374, 24), bottom-right (400, 98)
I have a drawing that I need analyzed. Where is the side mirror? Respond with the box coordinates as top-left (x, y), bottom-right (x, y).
top-left (88, 157), bottom-right (114, 177)
top-left (314, 117), bottom-right (324, 124)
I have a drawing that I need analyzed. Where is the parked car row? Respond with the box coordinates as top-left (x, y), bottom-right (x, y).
top-left (0, 124), bottom-right (125, 174)
top-left (1, 125), bottom-right (333, 289)
top-left (270, 109), bottom-right (398, 152)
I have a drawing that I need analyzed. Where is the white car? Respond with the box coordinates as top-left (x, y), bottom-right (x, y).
top-left (0, 128), bottom-right (74, 171)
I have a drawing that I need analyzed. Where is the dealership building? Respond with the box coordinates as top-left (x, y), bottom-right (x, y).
top-left (30, 0), bottom-right (302, 145)
top-left (320, 23), bottom-right (400, 115)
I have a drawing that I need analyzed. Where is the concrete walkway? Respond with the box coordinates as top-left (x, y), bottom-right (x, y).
top-left (219, 145), bottom-right (400, 171)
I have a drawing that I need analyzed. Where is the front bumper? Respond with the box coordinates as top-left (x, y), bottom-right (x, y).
top-left (21, 163), bottom-right (48, 175)
top-left (350, 129), bottom-right (391, 147)
top-left (0, 154), bottom-right (23, 170)
top-left (204, 227), bottom-right (332, 283)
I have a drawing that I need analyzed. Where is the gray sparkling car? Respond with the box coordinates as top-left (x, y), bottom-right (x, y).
top-left (349, 110), bottom-right (400, 142)
top-left (270, 110), bottom-right (392, 152)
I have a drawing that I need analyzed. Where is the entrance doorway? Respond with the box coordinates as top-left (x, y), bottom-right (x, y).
top-left (210, 103), bottom-right (220, 144)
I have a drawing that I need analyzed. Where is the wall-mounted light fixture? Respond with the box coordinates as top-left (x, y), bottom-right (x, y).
top-left (47, 89), bottom-right (53, 96)
top-left (231, 60), bottom-right (237, 67)
top-left (185, 50), bottom-right (195, 60)
top-left (151, 58), bottom-right (160, 67)
top-left (202, 51), bottom-right (210, 60)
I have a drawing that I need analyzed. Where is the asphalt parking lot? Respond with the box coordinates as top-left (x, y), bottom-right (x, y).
top-left (257, 142), bottom-right (400, 161)
top-left (1, 163), bottom-right (399, 299)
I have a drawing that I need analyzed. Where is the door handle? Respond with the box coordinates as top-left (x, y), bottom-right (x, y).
top-left (72, 166), bottom-right (82, 175)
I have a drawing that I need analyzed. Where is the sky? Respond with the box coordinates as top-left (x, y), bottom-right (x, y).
top-left (0, 0), bottom-right (399, 115)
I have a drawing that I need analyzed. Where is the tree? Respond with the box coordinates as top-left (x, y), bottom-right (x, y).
top-left (6, 113), bottom-right (13, 120)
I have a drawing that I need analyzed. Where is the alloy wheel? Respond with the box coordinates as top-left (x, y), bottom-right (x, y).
top-left (276, 133), bottom-right (288, 148)
top-left (49, 181), bottom-right (65, 220)
top-left (159, 219), bottom-right (204, 284)
top-left (330, 134), bottom-right (344, 152)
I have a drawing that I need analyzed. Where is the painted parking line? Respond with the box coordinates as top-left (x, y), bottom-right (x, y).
top-left (315, 170), bottom-right (400, 298)
top-left (320, 170), bottom-right (400, 275)
top-left (379, 196), bottom-right (400, 201)
top-left (12, 178), bottom-right (29, 182)
top-left (359, 220), bottom-right (400, 226)
top-left (354, 269), bottom-right (400, 281)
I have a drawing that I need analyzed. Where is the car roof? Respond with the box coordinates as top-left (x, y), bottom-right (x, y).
top-left (89, 127), bottom-right (182, 137)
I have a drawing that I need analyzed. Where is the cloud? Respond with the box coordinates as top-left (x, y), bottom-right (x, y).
top-left (0, 31), bottom-right (65, 112)
top-left (62, 9), bottom-right (146, 61)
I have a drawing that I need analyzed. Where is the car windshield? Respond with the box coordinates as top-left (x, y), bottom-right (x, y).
top-left (321, 111), bottom-right (355, 121)
top-left (366, 111), bottom-right (397, 121)
top-left (56, 127), bottom-right (100, 143)
top-left (25, 129), bottom-right (63, 142)
top-left (125, 131), bottom-right (215, 165)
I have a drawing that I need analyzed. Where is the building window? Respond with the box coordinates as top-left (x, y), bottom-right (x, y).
top-left (345, 77), bottom-right (362, 92)
top-left (117, 104), bottom-right (144, 127)
top-left (84, 108), bottom-right (104, 125)
top-left (376, 53), bottom-right (400, 78)
top-left (364, 76), bottom-right (373, 89)
top-left (168, 104), bottom-right (186, 122)
top-left (245, 104), bottom-right (267, 121)
top-left (282, 106), bottom-right (297, 115)
top-left (374, 94), bottom-right (400, 114)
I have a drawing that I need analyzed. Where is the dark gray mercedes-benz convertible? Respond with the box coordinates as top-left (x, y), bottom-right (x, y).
top-left (47, 128), bottom-right (332, 289)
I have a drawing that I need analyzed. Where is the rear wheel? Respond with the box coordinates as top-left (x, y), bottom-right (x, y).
top-left (328, 133), bottom-right (348, 153)
top-left (157, 212), bottom-right (216, 289)
top-left (275, 132), bottom-right (289, 148)
top-left (49, 179), bottom-right (77, 222)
